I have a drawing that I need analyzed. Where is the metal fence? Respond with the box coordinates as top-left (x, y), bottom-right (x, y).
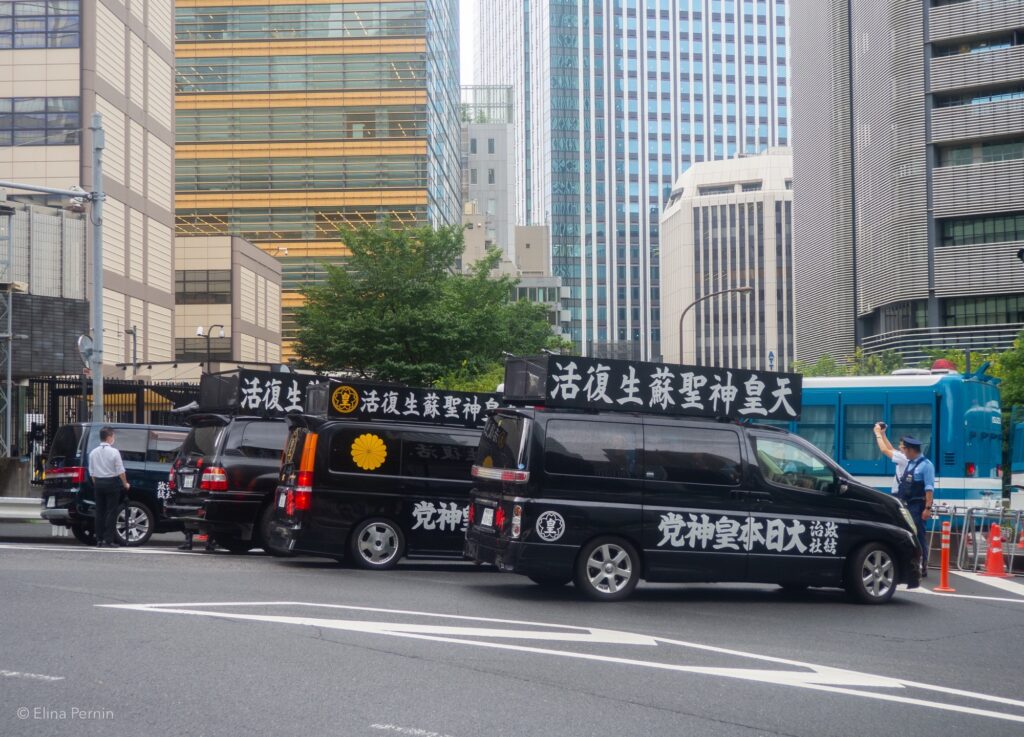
top-left (21, 376), bottom-right (199, 451)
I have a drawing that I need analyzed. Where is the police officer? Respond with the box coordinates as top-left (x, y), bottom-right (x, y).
top-left (87, 427), bottom-right (130, 547)
top-left (896, 436), bottom-right (935, 577)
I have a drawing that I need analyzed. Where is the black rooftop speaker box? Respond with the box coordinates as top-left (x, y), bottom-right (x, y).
top-left (502, 356), bottom-right (547, 403)
top-left (198, 372), bottom-right (239, 412)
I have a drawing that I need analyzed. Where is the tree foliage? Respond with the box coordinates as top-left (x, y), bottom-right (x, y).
top-left (792, 349), bottom-right (903, 377)
top-left (293, 224), bottom-right (557, 386)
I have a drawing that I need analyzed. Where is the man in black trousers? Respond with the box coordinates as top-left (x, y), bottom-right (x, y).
top-left (87, 427), bottom-right (130, 547)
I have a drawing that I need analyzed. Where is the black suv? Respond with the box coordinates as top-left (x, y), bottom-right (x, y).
top-left (41, 422), bottom-right (188, 545)
top-left (165, 414), bottom-right (289, 554)
top-left (466, 407), bottom-right (922, 604)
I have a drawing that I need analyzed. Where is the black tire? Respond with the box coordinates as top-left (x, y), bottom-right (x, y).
top-left (70, 524), bottom-right (95, 546)
top-left (348, 518), bottom-right (405, 570)
top-left (257, 504), bottom-right (289, 557)
top-left (845, 542), bottom-right (898, 605)
top-left (528, 573), bottom-right (573, 588)
top-left (115, 502), bottom-right (154, 547)
top-left (215, 536), bottom-right (255, 554)
top-left (574, 537), bottom-right (641, 602)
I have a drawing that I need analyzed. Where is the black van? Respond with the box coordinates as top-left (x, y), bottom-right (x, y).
top-left (165, 414), bottom-right (290, 554)
top-left (41, 422), bottom-right (188, 545)
top-left (269, 380), bottom-right (499, 568)
top-left (464, 356), bottom-right (922, 603)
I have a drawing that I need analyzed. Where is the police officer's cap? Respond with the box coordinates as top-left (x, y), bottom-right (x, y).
top-left (901, 436), bottom-right (922, 449)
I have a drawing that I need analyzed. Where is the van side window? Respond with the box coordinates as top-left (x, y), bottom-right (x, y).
top-left (237, 422), bottom-right (288, 460)
top-left (328, 428), bottom-right (401, 475)
top-left (400, 430), bottom-right (477, 480)
top-left (114, 428), bottom-right (149, 463)
top-left (890, 404), bottom-right (932, 456)
top-left (544, 421), bottom-right (640, 479)
top-left (754, 436), bottom-right (834, 492)
top-left (644, 425), bottom-right (741, 485)
top-left (843, 404), bottom-right (883, 460)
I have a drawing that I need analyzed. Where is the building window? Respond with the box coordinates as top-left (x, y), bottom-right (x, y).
top-left (487, 168), bottom-right (495, 184)
top-left (175, 269), bottom-right (231, 304)
top-left (939, 212), bottom-right (1024, 246)
top-left (740, 181), bottom-right (762, 192)
top-left (176, 336), bottom-right (231, 363)
top-left (934, 84), bottom-right (1024, 108)
top-left (469, 138), bottom-right (477, 154)
top-left (982, 139), bottom-right (1024, 163)
top-left (784, 179), bottom-right (793, 189)
top-left (0, 97), bottom-right (80, 147)
top-left (945, 294), bottom-right (1024, 327)
top-left (485, 198), bottom-right (496, 215)
top-left (469, 168), bottom-right (477, 184)
top-left (938, 144), bottom-right (974, 166)
top-left (487, 137), bottom-right (495, 154)
top-left (933, 32), bottom-right (1019, 58)
top-left (0, 0), bottom-right (80, 49)
top-left (698, 184), bottom-right (734, 195)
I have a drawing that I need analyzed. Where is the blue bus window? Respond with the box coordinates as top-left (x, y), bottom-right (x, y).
top-left (844, 404), bottom-right (883, 461)
top-left (890, 404), bottom-right (932, 456)
top-left (796, 405), bottom-right (836, 458)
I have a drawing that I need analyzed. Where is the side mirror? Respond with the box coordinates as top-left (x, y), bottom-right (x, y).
top-left (833, 478), bottom-right (849, 495)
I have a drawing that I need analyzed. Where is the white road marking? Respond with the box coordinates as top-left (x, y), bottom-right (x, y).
top-left (370, 724), bottom-right (456, 737)
top-left (909, 587), bottom-right (1024, 604)
top-left (99, 601), bottom-right (1024, 724)
top-left (951, 571), bottom-right (1024, 597)
top-left (0, 669), bottom-right (64, 682)
top-left (0, 543), bottom-right (209, 556)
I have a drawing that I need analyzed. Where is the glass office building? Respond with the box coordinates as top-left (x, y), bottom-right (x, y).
top-left (476, 0), bottom-right (789, 359)
top-left (173, 0), bottom-right (461, 352)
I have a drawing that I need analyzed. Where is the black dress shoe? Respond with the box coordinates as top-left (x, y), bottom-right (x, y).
top-left (96, 541), bottom-right (107, 548)
top-left (922, 568), bottom-right (928, 578)
top-left (177, 543), bottom-right (192, 551)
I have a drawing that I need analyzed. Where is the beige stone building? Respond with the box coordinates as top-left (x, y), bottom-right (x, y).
top-left (174, 236), bottom-right (281, 369)
top-left (0, 0), bottom-right (176, 367)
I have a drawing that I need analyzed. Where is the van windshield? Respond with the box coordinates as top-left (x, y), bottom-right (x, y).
top-left (476, 413), bottom-right (531, 470)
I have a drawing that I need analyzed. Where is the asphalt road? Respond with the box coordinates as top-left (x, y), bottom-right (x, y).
top-left (1, 523), bottom-right (1023, 737)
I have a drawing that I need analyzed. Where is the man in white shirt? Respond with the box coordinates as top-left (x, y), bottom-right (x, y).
top-left (873, 422), bottom-right (908, 495)
top-left (87, 427), bottom-right (130, 547)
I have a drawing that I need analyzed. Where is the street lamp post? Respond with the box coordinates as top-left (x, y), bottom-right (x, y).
top-left (678, 285), bottom-right (754, 365)
top-left (196, 324), bottom-right (225, 374)
top-left (124, 326), bottom-right (137, 379)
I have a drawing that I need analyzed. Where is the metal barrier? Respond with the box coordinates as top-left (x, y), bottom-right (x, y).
top-left (0, 496), bottom-right (42, 521)
top-left (953, 507), bottom-right (1024, 574)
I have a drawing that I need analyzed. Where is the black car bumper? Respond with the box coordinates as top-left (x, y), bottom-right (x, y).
top-left (166, 498), bottom-right (261, 539)
top-left (40, 508), bottom-right (73, 524)
top-left (465, 528), bottom-right (577, 578)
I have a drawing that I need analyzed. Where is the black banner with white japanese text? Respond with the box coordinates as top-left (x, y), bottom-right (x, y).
top-left (236, 370), bottom-right (322, 415)
top-left (313, 380), bottom-right (502, 429)
top-left (540, 355), bottom-right (801, 421)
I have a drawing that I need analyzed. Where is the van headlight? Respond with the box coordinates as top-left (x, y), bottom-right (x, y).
top-left (900, 506), bottom-right (917, 534)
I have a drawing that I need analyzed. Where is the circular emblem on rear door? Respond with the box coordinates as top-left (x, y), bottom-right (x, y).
top-left (535, 511), bottom-right (566, 542)
top-left (332, 385), bottom-right (359, 414)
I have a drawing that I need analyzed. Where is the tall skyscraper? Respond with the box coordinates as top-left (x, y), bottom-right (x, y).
top-left (1, 0), bottom-right (178, 366)
top-left (661, 147), bottom-right (793, 370)
top-left (173, 0), bottom-right (462, 353)
top-left (476, 0), bottom-right (789, 359)
top-left (792, 0), bottom-right (1024, 364)
top-left (461, 85), bottom-right (515, 257)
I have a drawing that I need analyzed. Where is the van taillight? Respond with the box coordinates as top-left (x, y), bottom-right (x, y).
top-left (494, 506), bottom-right (506, 531)
top-left (965, 462), bottom-right (977, 478)
top-left (296, 470), bottom-right (313, 491)
top-left (997, 465), bottom-right (1002, 478)
top-left (48, 467), bottom-right (85, 484)
top-left (511, 504), bottom-right (523, 538)
top-left (293, 488), bottom-right (312, 511)
top-left (471, 465), bottom-right (530, 483)
top-left (467, 504), bottom-right (475, 525)
top-left (200, 467), bottom-right (228, 491)
top-left (284, 491), bottom-right (295, 516)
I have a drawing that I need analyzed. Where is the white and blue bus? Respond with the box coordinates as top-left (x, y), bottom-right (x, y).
top-left (1008, 406), bottom-right (1024, 511)
top-left (769, 365), bottom-right (1003, 514)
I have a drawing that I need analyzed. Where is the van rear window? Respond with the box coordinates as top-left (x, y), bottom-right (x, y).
top-left (48, 425), bottom-right (83, 465)
top-left (182, 424), bottom-right (224, 458)
top-left (477, 414), bottom-right (531, 471)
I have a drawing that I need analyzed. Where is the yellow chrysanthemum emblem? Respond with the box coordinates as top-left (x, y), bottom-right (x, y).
top-left (351, 433), bottom-right (387, 471)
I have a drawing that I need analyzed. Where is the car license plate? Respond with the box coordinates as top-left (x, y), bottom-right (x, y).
top-left (278, 492), bottom-right (286, 508)
top-left (182, 474), bottom-right (195, 489)
top-left (480, 507), bottom-right (494, 527)
top-left (46, 496), bottom-right (55, 508)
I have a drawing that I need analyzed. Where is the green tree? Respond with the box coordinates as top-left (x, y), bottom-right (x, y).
top-left (293, 224), bottom-right (556, 386)
top-left (845, 348), bottom-right (904, 376)
top-left (791, 354), bottom-right (844, 377)
top-left (990, 332), bottom-right (1024, 408)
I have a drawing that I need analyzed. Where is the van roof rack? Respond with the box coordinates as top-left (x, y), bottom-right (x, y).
top-left (503, 354), bottom-right (802, 422)
top-left (302, 378), bottom-right (502, 429)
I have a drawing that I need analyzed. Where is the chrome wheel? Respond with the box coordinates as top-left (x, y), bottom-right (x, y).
top-left (860, 549), bottom-right (895, 599)
top-left (575, 538), bottom-right (639, 600)
top-left (353, 520), bottom-right (402, 568)
top-left (115, 503), bottom-right (152, 546)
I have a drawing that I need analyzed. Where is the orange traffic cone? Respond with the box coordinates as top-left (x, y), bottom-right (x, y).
top-left (1017, 525), bottom-right (1024, 548)
top-left (980, 524), bottom-right (1012, 578)
top-left (932, 520), bottom-right (956, 593)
